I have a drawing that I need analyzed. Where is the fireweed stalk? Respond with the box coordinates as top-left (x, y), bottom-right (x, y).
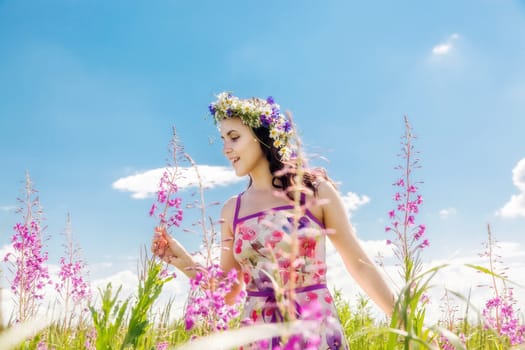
top-left (271, 112), bottom-right (328, 323)
top-left (148, 128), bottom-right (186, 261)
top-left (247, 111), bottom-right (326, 348)
top-left (436, 289), bottom-right (466, 350)
top-left (3, 172), bottom-right (51, 323)
top-left (384, 117), bottom-right (440, 349)
top-left (385, 116), bottom-right (427, 283)
top-left (148, 129), bottom-right (184, 235)
top-left (480, 224), bottom-right (525, 346)
top-left (55, 213), bottom-right (92, 329)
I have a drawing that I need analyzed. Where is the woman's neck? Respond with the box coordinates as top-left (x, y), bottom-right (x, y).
top-left (248, 163), bottom-right (275, 191)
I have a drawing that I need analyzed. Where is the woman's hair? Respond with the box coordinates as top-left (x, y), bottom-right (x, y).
top-left (249, 125), bottom-right (333, 197)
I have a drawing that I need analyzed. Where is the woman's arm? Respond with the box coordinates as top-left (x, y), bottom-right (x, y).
top-left (318, 180), bottom-right (396, 316)
top-left (152, 196), bottom-right (243, 304)
top-left (151, 226), bottom-right (201, 279)
top-left (219, 197), bottom-right (244, 305)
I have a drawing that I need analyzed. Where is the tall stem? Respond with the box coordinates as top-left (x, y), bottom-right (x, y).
top-left (402, 116), bottom-right (412, 282)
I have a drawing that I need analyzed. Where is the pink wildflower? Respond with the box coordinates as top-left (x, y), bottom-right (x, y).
top-left (150, 170), bottom-right (184, 231)
top-left (185, 264), bottom-right (242, 333)
top-left (3, 173), bottom-right (51, 322)
top-left (385, 116), bottom-right (427, 284)
top-left (156, 342), bottom-right (169, 350)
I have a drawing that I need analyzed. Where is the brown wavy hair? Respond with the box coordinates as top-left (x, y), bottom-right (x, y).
top-left (248, 125), bottom-right (333, 198)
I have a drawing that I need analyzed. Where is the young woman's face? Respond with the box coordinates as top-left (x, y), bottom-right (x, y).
top-left (219, 118), bottom-right (266, 177)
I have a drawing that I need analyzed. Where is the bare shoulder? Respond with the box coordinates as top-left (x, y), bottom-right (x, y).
top-left (316, 178), bottom-right (340, 202)
top-left (220, 195), bottom-right (238, 235)
top-left (221, 195), bottom-right (237, 218)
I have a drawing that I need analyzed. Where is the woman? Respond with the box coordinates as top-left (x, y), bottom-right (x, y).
top-left (152, 92), bottom-right (395, 349)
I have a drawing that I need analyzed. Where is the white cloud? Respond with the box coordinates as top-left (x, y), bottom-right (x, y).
top-left (439, 207), bottom-right (457, 219)
top-left (1, 266), bottom-right (190, 326)
top-left (359, 239), bottom-right (395, 259)
top-left (496, 158), bottom-right (525, 218)
top-left (497, 241), bottom-right (525, 258)
top-left (112, 165), bottom-right (243, 199)
top-left (432, 33), bottom-right (460, 56)
top-left (0, 205), bottom-right (16, 212)
top-left (326, 239), bottom-right (525, 324)
top-left (432, 44), bottom-right (452, 55)
top-left (340, 192), bottom-right (370, 216)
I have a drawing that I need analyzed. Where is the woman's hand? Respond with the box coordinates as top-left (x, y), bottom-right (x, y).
top-left (151, 226), bottom-right (197, 277)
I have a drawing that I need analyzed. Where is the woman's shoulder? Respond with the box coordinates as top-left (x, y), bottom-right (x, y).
top-left (221, 194), bottom-right (239, 219)
top-left (315, 177), bottom-right (337, 194)
top-left (220, 195), bottom-right (239, 236)
top-left (314, 178), bottom-right (341, 207)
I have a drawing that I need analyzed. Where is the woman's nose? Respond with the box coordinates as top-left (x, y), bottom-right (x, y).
top-left (223, 142), bottom-right (232, 155)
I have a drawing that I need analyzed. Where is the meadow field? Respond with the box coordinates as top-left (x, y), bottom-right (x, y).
top-left (1, 120), bottom-right (524, 350)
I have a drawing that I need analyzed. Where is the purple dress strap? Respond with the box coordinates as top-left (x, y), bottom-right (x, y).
top-left (232, 192), bottom-right (244, 233)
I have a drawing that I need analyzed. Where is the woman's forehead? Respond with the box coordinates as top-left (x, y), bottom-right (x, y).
top-left (219, 118), bottom-right (249, 135)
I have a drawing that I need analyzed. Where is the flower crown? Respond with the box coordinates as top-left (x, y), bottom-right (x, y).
top-left (208, 92), bottom-right (294, 161)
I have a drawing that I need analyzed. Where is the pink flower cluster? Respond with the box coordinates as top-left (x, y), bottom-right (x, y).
top-left (155, 341), bottom-right (169, 350)
top-left (272, 300), bottom-right (326, 350)
top-left (482, 290), bottom-right (525, 345)
top-left (384, 117), bottom-right (428, 283)
top-left (36, 341), bottom-right (55, 350)
top-left (185, 264), bottom-right (243, 332)
top-left (438, 333), bottom-right (466, 350)
top-left (149, 171), bottom-right (183, 230)
top-left (385, 179), bottom-right (427, 250)
top-left (4, 221), bottom-right (50, 302)
top-left (55, 256), bottom-right (91, 303)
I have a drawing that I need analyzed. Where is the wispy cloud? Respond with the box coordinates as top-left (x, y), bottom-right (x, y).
top-left (0, 205), bottom-right (16, 212)
top-left (439, 207), bottom-right (457, 219)
top-left (496, 158), bottom-right (525, 218)
top-left (112, 165), bottom-right (243, 199)
top-left (340, 192), bottom-right (370, 217)
top-left (326, 239), bottom-right (525, 323)
top-left (432, 33), bottom-right (460, 56)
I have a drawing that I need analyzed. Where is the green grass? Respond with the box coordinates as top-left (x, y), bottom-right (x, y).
top-left (5, 286), bottom-right (522, 350)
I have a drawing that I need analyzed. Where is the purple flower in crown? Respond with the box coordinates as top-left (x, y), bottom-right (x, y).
top-left (260, 114), bottom-right (272, 127)
top-left (266, 96), bottom-right (275, 104)
top-left (283, 120), bottom-right (292, 133)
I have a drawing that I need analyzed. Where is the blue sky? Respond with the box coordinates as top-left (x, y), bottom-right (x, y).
top-left (1, 0), bottom-right (525, 320)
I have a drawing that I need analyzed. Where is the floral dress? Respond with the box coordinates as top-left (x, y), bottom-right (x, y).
top-left (233, 192), bottom-right (349, 350)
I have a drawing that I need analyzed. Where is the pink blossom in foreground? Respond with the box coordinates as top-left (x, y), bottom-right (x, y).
top-left (3, 173), bottom-right (51, 322)
top-left (483, 291), bottom-right (525, 345)
top-left (156, 341), bottom-right (169, 350)
top-left (185, 264), bottom-right (243, 332)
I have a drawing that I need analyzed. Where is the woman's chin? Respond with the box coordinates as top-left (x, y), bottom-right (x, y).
top-left (233, 166), bottom-right (248, 177)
